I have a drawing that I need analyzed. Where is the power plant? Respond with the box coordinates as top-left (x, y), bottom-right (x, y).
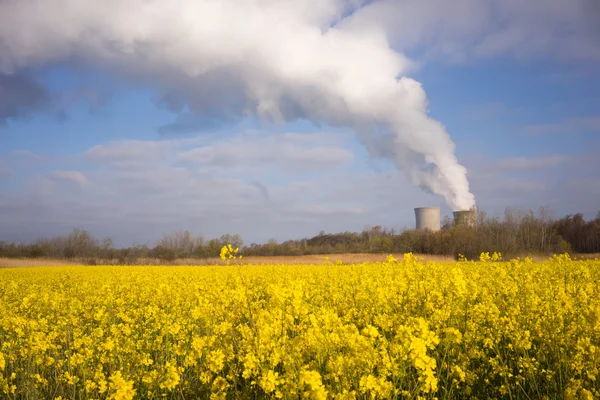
top-left (453, 209), bottom-right (477, 228)
top-left (414, 207), bottom-right (476, 230)
top-left (414, 207), bottom-right (441, 232)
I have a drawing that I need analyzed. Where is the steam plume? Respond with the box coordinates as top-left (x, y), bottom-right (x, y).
top-left (0, 0), bottom-right (476, 210)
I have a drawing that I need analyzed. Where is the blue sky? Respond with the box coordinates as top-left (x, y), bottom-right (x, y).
top-left (1, 0), bottom-right (599, 246)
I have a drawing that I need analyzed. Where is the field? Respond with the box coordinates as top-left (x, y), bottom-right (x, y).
top-left (0, 254), bottom-right (457, 268)
top-left (1, 254), bottom-right (599, 399)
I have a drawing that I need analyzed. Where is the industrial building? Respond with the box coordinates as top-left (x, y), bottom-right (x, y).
top-left (453, 209), bottom-right (477, 228)
top-left (414, 207), bottom-right (476, 230)
top-left (414, 207), bottom-right (441, 231)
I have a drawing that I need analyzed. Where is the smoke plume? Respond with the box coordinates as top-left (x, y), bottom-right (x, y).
top-left (0, 0), bottom-right (476, 210)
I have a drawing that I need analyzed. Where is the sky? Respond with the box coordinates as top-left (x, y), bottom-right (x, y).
top-left (1, 0), bottom-right (599, 247)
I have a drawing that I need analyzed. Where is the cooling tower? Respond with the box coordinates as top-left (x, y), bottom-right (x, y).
top-left (453, 209), bottom-right (476, 228)
top-left (414, 207), bottom-right (441, 232)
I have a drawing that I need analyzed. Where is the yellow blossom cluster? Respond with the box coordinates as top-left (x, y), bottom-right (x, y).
top-left (219, 244), bottom-right (241, 264)
top-left (0, 253), bottom-right (599, 399)
top-left (479, 251), bottom-right (503, 262)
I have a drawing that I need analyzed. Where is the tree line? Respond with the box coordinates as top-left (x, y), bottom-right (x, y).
top-left (0, 230), bottom-right (243, 264)
top-left (1, 207), bottom-right (599, 263)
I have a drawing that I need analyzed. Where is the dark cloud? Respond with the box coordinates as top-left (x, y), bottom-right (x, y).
top-left (152, 68), bottom-right (248, 128)
top-left (57, 87), bottom-right (115, 115)
top-left (0, 72), bottom-right (112, 126)
top-left (249, 180), bottom-right (270, 199)
top-left (0, 73), bottom-right (50, 124)
top-left (582, 0), bottom-right (600, 39)
top-left (157, 112), bottom-right (236, 136)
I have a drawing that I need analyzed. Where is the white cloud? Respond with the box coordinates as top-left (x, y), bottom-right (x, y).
top-left (340, 0), bottom-right (600, 63)
top-left (84, 140), bottom-right (177, 168)
top-left (0, 0), bottom-right (597, 218)
top-left (462, 150), bottom-right (600, 217)
top-left (0, 0), bottom-right (478, 211)
top-left (1, 132), bottom-right (600, 247)
top-left (0, 131), bottom-right (427, 245)
top-left (47, 170), bottom-right (89, 188)
top-left (13, 149), bottom-right (44, 160)
top-left (2, 1), bottom-right (598, 245)
top-left (179, 131), bottom-right (353, 168)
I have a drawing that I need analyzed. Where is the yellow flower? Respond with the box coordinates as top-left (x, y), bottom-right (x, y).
top-left (1, 253), bottom-right (599, 399)
top-left (108, 371), bottom-right (136, 400)
top-left (299, 370), bottom-right (328, 400)
top-left (207, 349), bottom-right (226, 373)
top-left (159, 361), bottom-right (180, 390)
top-left (259, 370), bottom-right (280, 393)
top-left (386, 254), bottom-right (398, 263)
top-left (220, 243), bottom-right (241, 263)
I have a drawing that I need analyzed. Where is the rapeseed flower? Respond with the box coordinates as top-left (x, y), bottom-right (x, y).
top-left (0, 254), bottom-right (598, 398)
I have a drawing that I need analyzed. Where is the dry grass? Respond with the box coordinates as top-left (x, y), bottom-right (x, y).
top-left (230, 253), bottom-right (456, 265)
top-left (0, 258), bottom-right (79, 268)
top-left (1, 253), bottom-right (454, 268)
top-left (2, 252), bottom-right (595, 268)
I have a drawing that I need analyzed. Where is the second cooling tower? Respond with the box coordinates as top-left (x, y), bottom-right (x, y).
top-left (453, 209), bottom-right (477, 228)
top-left (414, 207), bottom-right (441, 232)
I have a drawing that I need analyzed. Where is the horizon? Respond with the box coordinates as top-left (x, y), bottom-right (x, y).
top-left (1, 0), bottom-right (599, 247)
top-left (2, 204), bottom-right (596, 249)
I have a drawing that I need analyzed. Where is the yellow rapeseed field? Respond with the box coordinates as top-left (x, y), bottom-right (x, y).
top-left (1, 253), bottom-right (599, 399)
